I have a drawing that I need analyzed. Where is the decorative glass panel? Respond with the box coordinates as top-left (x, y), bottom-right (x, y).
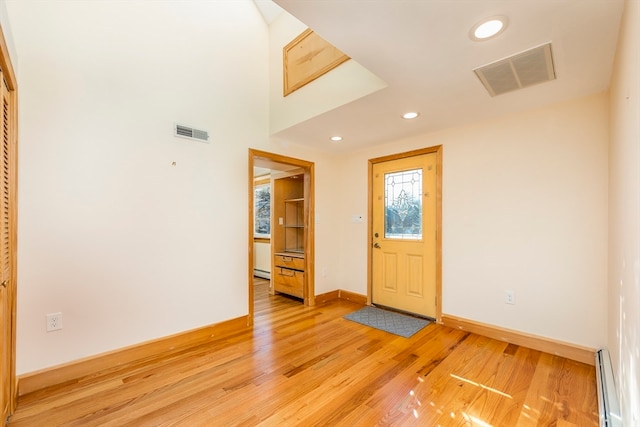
top-left (384, 169), bottom-right (422, 240)
top-left (254, 183), bottom-right (271, 237)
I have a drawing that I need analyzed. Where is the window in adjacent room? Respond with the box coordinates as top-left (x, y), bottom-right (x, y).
top-left (254, 180), bottom-right (271, 238)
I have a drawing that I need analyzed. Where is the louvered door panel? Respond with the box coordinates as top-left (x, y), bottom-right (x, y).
top-left (1, 76), bottom-right (9, 285)
top-left (0, 69), bottom-right (15, 424)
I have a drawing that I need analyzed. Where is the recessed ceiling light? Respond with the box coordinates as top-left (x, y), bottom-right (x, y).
top-left (470, 16), bottom-right (508, 41)
top-left (330, 136), bottom-right (343, 142)
top-left (402, 112), bottom-right (420, 119)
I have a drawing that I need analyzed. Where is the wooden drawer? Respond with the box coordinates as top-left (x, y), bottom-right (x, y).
top-left (273, 267), bottom-right (304, 299)
top-left (274, 253), bottom-right (304, 271)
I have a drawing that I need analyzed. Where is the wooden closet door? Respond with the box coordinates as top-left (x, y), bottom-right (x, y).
top-left (0, 71), bottom-right (16, 423)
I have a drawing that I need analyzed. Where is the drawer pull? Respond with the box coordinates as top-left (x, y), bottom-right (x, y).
top-left (282, 256), bottom-right (293, 262)
top-left (278, 269), bottom-right (296, 277)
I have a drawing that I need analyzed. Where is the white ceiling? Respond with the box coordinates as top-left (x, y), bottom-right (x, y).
top-left (272, 0), bottom-right (624, 153)
top-left (253, 0), bottom-right (284, 24)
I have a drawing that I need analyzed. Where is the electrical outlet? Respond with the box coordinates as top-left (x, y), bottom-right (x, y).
top-left (46, 312), bottom-right (63, 332)
top-left (504, 290), bottom-right (515, 305)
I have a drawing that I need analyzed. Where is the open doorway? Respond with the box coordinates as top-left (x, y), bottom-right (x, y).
top-left (248, 149), bottom-right (315, 326)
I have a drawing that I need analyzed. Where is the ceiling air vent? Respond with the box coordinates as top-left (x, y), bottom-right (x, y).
top-left (474, 43), bottom-right (556, 97)
top-left (174, 124), bottom-right (210, 143)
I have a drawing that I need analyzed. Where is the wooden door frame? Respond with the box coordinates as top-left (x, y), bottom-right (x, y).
top-left (248, 149), bottom-right (315, 326)
top-left (367, 145), bottom-right (443, 323)
top-left (0, 21), bottom-right (18, 421)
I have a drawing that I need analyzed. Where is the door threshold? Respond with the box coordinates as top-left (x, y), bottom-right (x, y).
top-left (371, 303), bottom-right (436, 322)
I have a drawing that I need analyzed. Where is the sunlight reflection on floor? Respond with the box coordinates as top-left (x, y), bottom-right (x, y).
top-left (450, 373), bottom-right (513, 399)
top-left (407, 373), bottom-right (513, 426)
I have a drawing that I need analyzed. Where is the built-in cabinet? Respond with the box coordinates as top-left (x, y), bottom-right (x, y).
top-left (283, 198), bottom-right (304, 252)
top-left (272, 172), bottom-right (306, 300)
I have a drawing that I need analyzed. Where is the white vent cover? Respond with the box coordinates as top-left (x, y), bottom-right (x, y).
top-left (174, 124), bottom-right (210, 142)
top-left (474, 43), bottom-right (556, 97)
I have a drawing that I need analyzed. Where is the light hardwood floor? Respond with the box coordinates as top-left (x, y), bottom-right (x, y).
top-left (8, 279), bottom-right (598, 426)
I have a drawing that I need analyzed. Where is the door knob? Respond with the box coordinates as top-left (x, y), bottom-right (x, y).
top-left (0, 280), bottom-right (7, 288)
top-left (373, 243), bottom-right (381, 249)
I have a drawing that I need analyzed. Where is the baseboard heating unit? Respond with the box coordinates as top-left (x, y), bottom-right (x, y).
top-left (595, 348), bottom-right (622, 427)
top-left (254, 269), bottom-right (270, 280)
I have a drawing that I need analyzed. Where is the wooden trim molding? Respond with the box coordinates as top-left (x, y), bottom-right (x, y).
top-left (315, 290), bottom-right (367, 306)
top-left (337, 290), bottom-right (368, 305)
top-left (283, 29), bottom-right (349, 96)
top-left (314, 290), bottom-right (339, 305)
top-left (441, 314), bottom-right (596, 365)
top-left (0, 24), bottom-right (17, 91)
top-left (18, 316), bottom-right (249, 396)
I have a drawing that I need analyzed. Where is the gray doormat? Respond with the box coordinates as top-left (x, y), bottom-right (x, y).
top-left (344, 306), bottom-right (431, 338)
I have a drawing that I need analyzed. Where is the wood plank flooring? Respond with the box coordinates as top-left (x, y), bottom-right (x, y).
top-left (8, 279), bottom-right (598, 426)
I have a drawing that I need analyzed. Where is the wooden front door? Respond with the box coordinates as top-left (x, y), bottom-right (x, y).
top-left (371, 151), bottom-right (438, 318)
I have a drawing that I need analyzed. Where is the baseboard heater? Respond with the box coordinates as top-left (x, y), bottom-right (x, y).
top-left (595, 348), bottom-right (622, 427)
top-left (254, 269), bottom-right (270, 280)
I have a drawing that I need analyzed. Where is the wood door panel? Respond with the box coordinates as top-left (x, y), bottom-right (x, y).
top-left (406, 254), bottom-right (424, 297)
top-left (381, 252), bottom-right (398, 292)
top-left (0, 72), bottom-right (9, 422)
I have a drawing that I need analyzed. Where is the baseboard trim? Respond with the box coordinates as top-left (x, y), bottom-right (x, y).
top-left (338, 290), bottom-right (368, 305)
top-left (18, 315), bottom-right (250, 396)
top-left (441, 314), bottom-right (596, 365)
top-left (315, 289), bottom-right (368, 306)
top-left (315, 290), bottom-right (339, 304)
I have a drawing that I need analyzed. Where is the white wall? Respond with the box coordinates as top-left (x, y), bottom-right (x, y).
top-left (7, 0), bottom-right (343, 375)
top-left (335, 93), bottom-right (609, 348)
top-left (254, 242), bottom-right (271, 276)
top-left (608, 0), bottom-right (640, 424)
top-left (8, 0), bottom-right (271, 374)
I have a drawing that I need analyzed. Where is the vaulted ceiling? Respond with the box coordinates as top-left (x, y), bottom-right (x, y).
top-left (271, 0), bottom-right (624, 152)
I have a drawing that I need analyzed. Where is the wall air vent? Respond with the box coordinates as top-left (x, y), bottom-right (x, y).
top-left (474, 43), bottom-right (556, 97)
top-left (174, 124), bottom-right (210, 143)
